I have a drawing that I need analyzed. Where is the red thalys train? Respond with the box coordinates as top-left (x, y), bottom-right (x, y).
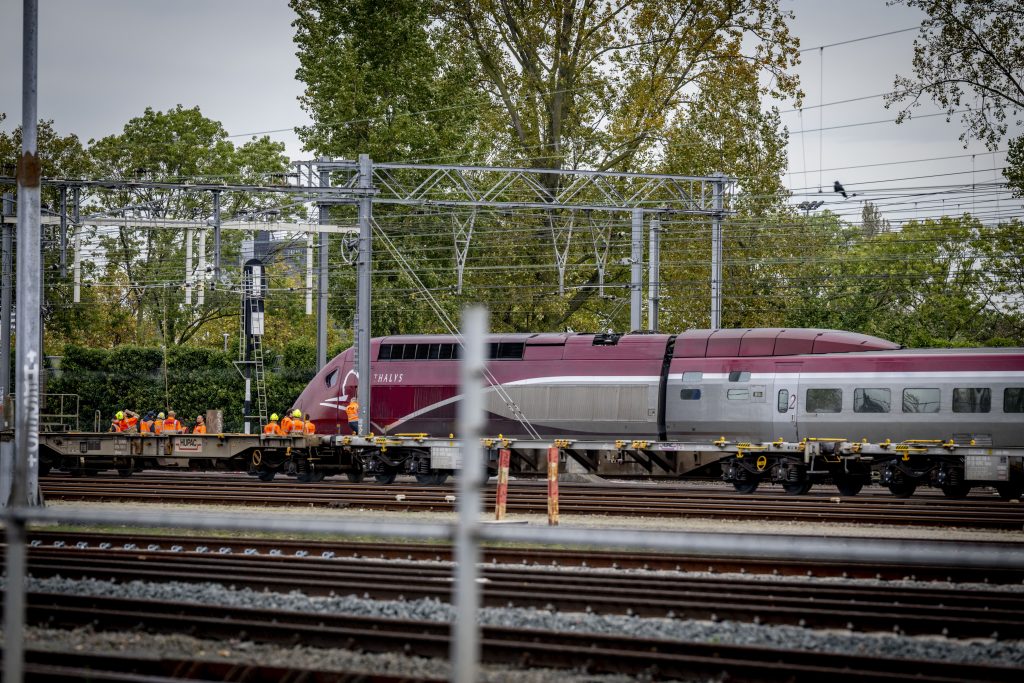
top-left (295, 328), bottom-right (1024, 448)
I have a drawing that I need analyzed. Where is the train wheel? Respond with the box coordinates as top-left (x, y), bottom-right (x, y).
top-left (733, 478), bottom-right (760, 494)
top-left (834, 478), bottom-right (864, 496)
top-left (345, 470), bottom-right (365, 483)
top-left (782, 481), bottom-right (812, 495)
top-left (116, 468), bottom-right (133, 478)
top-left (887, 480), bottom-right (917, 497)
top-left (311, 470), bottom-right (326, 482)
top-left (995, 482), bottom-right (1023, 501)
top-left (416, 472), bottom-right (449, 486)
top-left (374, 471), bottom-right (398, 485)
top-left (257, 469), bottom-right (277, 482)
top-left (941, 483), bottom-right (972, 499)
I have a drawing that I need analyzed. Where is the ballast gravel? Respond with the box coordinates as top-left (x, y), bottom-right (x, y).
top-left (11, 574), bottom-right (1024, 672)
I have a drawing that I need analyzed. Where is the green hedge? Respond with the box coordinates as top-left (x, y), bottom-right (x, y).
top-left (47, 343), bottom-right (319, 432)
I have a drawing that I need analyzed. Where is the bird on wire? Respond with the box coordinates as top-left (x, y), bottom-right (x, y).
top-left (833, 180), bottom-right (857, 199)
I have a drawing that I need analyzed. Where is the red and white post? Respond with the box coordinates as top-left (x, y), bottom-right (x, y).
top-left (494, 448), bottom-right (511, 520)
top-left (546, 446), bottom-right (559, 526)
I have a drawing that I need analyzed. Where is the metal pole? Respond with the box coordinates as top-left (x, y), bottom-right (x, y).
top-left (197, 228), bottom-right (206, 306)
top-left (629, 208), bottom-right (643, 332)
top-left (316, 162), bottom-right (329, 370)
top-left (452, 305), bottom-right (487, 683)
top-left (7, 6), bottom-right (41, 683)
top-left (1, 194), bottom-right (14, 506)
top-left (1, 194), bottom-right (13, 418)
top-left (58, 185), bottom-right (67, 277)
top-left (648, 214), bottom-right (660, 332)
top-left (305, 230), bottom-right (313, 315)
top-left (184, 228), bottom-right (193, 305)
top-left (710, 173), bottom-right (725, 330)
top-left (356, 154), bottom-right (372, 435)
top-left (212, 190), bottom-right (221, 280)
top-left (72, 187), bottom-right (80, 303)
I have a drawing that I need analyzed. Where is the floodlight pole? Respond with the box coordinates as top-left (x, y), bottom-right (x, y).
top-left (648, 213), bottom-right (660, 331)
top-left (710, 173), bottom-right (726, 330)
top-left (630, 208), bottom-right (643, 331)
top-left (317, 160), bottom-right (329, 371)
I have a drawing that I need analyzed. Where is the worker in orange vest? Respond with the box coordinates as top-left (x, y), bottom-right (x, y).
top-left (140, 412), bottom-right (156, 434)
top-left (162, 410), bottom-right (183, 434)
top-left (346, 400), bottom-right (359, 435)
top-left (264, 413), bottom-right (283, 436)
top-left (288, 409), bottom-right (305, 434)
top-left (153, 412), bottom-right (165, 434)
top-left (304, 413), bottom-right (316, 435)
top-left (192, 415), bottom-right (207, 434)
top-left (118, 410), bottom-right (139, 433)
top-left (280, 411), bottom-right (294, 434)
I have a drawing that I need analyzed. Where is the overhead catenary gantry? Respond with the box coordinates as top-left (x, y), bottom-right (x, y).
top-left (291, 158), bottom-right (734, 436)
top-left (2, 163), bottom-right (734, 437)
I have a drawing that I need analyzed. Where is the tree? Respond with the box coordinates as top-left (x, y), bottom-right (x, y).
top-left (291, 0), bottom-right (492, 162)
top-left (860, 202), bottom-right (892, 238)
top-left (884, 1), bottom-right (1024, 189)
top-left (443, 0), bottom-right (800, 174)
top-left (87, 105), bottom-right (291, 346)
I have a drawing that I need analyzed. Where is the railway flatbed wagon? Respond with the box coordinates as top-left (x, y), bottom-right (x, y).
top-left (24, 429), bottom-right (1024, 499)
top-left (33, 431), bottom-right (359, 482)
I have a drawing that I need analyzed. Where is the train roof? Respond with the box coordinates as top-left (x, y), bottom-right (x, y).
top-left (672, 328), bottom-right (901, 357)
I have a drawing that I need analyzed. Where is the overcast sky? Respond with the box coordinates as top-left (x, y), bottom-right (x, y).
top-left (1, 0), bottom-right (1020, 226)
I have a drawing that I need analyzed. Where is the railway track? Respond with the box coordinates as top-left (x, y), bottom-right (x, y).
top-left (13, 590), bottom-right (1024, 682)
top-left (24, 530), bottom-right (1024, 583)
top-left (15, 533), bottom-right (1024, 639)
top-left (40, 472), bottom-right (1024, 530)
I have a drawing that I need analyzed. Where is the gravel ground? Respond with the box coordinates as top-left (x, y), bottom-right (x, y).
top-left (9, 574), bottom-right (1024, 672)
top-left (9, 626), bottom-right (651, 683)
top-left (47, 499), bottom-right (1024, 543)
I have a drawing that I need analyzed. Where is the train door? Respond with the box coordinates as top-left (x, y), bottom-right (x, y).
top-left (772, 362), bottom-right (801, 441)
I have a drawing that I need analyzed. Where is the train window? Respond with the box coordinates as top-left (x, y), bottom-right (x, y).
top-left (777, 389), bottom-right (788, 413)
top-left (402, 344), bottom-right (418, 360)
top-left (428, 344), bottom-right (441, 359)
top-left (680, 388), bottom-right (701, 400)
top-left (806, 388), bottom-right (842, 413)
top-left (727, 388), bottom-right (749, 400)
top-left (728, 371), bottom-right (751, 382)
top-left (378, 344), bottom-right (393, 360)
top-left (682, 371), bottom-right (702, 382)
top-left (1004, 388), bottom-right (1024, 413)
top-left (494, 342), bottom-right (525, 359)
top-left (854, 388), bottom-right (890, 413)
top-left (324, 369), bottom-right (338, 388)
top-left (438, 344), bottom-right (454, 360)
top-left (953, 388), bottom-right (991, 413)
top-left (415, 344), bottom-right (430, 360)
top-left (902, 388), bottom-right (940, 413)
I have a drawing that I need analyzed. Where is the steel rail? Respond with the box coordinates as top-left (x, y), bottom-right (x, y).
top-left (17, 547), bottom-right (1024, 639)
top-left (15, 592), bottom-right (1023, 682)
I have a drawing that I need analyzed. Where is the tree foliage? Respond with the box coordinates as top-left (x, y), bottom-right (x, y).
top-left (885, 0), bottom-right (1024, 189)
top-left (443, 0), bottom-right (801, 173)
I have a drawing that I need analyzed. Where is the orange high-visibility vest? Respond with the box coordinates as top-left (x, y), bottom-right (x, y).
top-left (153, 420), bottom-right (163, 434)
top-left (304, 420), bottom-right (315, 435)
top-left (280, 416), bottom-right (293, 433)
top-left (346, 402), bottom-right (359, 421)
top-left (289, 418), bottom-right (305, 434)
top-left (263, 422), bottom-right (282, 436)
top-left (140, 420), bottom-right (153, 434)
top-left (119, 416), bottom-right (138, 432)
top-left (193, 424), bottom-right (207, 434)
top-left (162, 418), bottom-right (182, 433)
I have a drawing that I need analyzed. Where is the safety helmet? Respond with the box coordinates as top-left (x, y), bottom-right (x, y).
top-left (116, 411), bottom-right (124, 420)
top-left (157, 412), bottom-right (165, 419)
top-left (270, 413), bottom-right (279, 421)
top-left (292, 409), bottom-right (302, 418)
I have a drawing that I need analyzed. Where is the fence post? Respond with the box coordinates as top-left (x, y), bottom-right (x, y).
top-left (495, 448), bottom-right (511, 520)
top-left (547, 446), bottom-right (560, 526)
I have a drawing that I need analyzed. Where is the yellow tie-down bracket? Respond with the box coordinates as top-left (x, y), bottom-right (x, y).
top-left (483, 435), bottom-right (513, 449)
top-left (895, 440), bottom-right (937, 461)
top-left (734, 442), bottom-right (768, 460)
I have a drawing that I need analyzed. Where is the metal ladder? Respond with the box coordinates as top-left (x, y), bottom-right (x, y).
top-left (247, 296), bottom-right (268, 427)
